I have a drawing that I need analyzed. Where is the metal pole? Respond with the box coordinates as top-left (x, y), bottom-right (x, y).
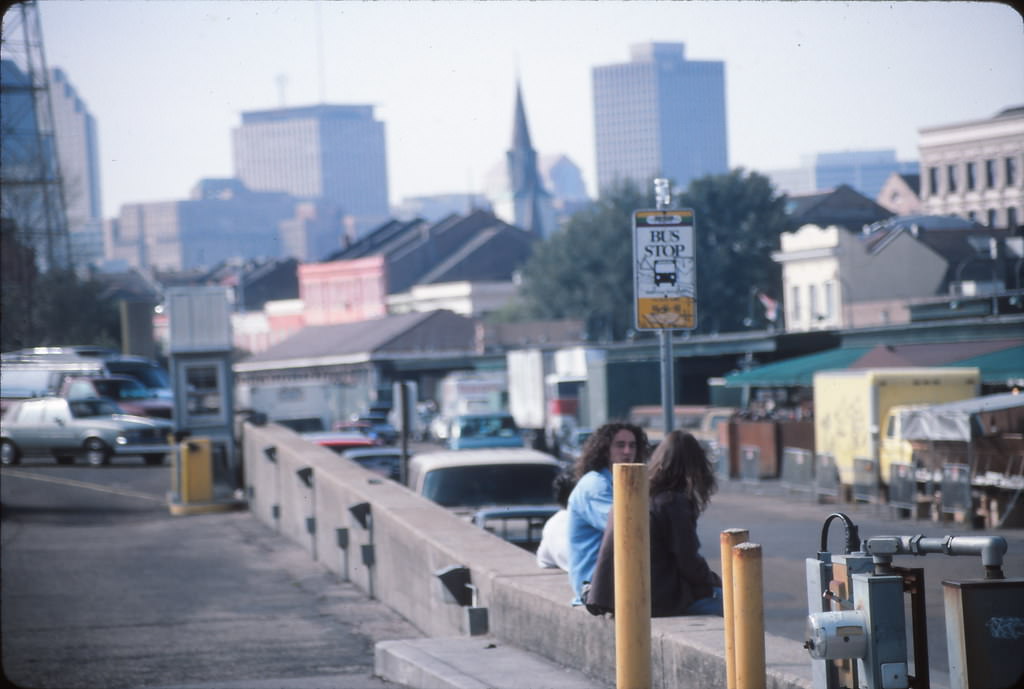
top-left (654, 178), bottom-right (675, 437)
top-left (732, 542), bottom-right (766, 689)
top-left (613, 463), bottom-right (651, 689)
top-left (399, 382), bottom-right (410, 485)
top-left (720, 528), bottom-right (749, 689)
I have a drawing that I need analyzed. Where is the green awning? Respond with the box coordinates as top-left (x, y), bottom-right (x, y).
top-left (723, 347), bottom-right (872, 387)
top-left (951, 345), bottom-right (1024, 385)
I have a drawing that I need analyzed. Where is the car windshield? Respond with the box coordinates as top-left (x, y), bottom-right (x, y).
top-left (105, 361), bottom-right (170, 389)
top-left (68, 399), bottom-right (123, 418)
top-left (422, 463), bottom-right (559, 508)
top-left (94, 379), bottom-right (152, 400)
top-left (458, 416), bottom-right (518, 438)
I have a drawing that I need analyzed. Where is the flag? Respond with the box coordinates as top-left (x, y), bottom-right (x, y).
top-left (757, 291), bottom-right (779, 322)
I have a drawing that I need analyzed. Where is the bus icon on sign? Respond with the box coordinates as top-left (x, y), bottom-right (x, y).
top-left (653, 260), bottom-right (677, 286)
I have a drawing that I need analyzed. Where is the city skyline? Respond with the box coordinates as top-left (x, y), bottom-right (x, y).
top-left (33, 1), bottom-right (1024, 218)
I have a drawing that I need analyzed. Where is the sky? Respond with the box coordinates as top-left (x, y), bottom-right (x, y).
top-left (25, 0), bottom-right (1024, 217)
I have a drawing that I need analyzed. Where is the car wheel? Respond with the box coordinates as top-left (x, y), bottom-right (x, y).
top-left (0, 440), bottom-right (21, 466)
top-left (143, 453), bottom-right (165, 466)
top-left (55, 455), bottom-right (75, 465)
top-left (84, 438), bottom-right (112, 466)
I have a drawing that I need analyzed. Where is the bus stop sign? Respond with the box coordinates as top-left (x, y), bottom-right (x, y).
top-left (632, 209), bottom-right (697, 330)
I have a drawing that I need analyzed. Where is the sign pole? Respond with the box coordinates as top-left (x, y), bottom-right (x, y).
top-left (654, 179), bottom-right (675, 439)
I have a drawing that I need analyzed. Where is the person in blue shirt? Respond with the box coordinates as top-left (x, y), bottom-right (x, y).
top-left (566, 421), bottom-right (649, 604)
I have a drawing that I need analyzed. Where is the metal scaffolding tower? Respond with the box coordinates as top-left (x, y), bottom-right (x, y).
top-left (1, 0), bottom-right (71, 272)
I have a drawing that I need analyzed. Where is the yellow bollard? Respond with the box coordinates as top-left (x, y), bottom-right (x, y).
top-left (613, 463), bottom-right (651, 689)
top-left (732, 542), bottom-right (766, 689)
top-left (720, 528), bottom-right (749, 689)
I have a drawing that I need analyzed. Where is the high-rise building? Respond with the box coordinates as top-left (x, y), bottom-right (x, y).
top-left (232, 105), bottom-right (389, 239)
top-left (765, 150), bottom-right (919, 200)
top-left (592, 42), bottom-right (728, 194)
top-left (104, 179), bottom-right (341, 271)
top-left (50, 67), bottom-right (103, 267)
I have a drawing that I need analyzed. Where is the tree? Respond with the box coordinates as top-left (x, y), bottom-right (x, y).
top-left (514, 170), bottom-right (790, 340)
top-left (1, 223), bottom-right (121, 351)
top-left (677, 169), bottom-right (790, 333)
top-left (517, 179), bottom-right (655, 341)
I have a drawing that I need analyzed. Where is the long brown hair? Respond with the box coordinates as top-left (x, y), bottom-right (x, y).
top-left (573, 421), bottom-right (650, 480)
top-left (647, 430), bottom-right (717, 513)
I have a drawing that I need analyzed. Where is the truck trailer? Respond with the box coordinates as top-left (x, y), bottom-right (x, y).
top-left (813, 367), bottom-right (980, 490)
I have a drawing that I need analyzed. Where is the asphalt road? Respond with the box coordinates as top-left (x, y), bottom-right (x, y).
top-left (0, 456), bottom-right (421, 689)
top-left (3, 450), bottom-right (1022, 689)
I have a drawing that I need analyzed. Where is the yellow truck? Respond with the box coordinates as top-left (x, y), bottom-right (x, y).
top-left (813, 367), bottom-right (980, 489)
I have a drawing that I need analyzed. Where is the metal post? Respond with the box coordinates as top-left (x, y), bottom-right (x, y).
top-left (733, 542), bottom-right (766, 689)
top-left (721, 528), bottom-right (750, 689)
top-left (399, 381), bottom-right (410, 485)
top-left (654, 178), bottom-right (675, 437)
top-left (614, 463), bottom-right (651, 689)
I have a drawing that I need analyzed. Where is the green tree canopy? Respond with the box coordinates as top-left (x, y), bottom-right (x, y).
top-left (514, 169), bottom-right (790, 339)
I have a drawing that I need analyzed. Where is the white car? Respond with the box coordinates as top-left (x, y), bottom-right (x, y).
top-left (407, 448), bottom-right (561, 551)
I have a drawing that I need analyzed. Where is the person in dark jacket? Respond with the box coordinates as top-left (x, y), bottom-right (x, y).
top-left (647, 430), bottom-right (722, 616)
top-left (586, 430), bottom-right (721, 617)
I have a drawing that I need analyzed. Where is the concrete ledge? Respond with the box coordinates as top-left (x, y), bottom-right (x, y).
top-left (375, 638), bottom-right (607, 689)
top-left (243, 422), bottom-right (816, 689)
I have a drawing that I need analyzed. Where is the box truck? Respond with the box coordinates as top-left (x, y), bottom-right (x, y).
top-left (813, 367), bottom-right (980, 488)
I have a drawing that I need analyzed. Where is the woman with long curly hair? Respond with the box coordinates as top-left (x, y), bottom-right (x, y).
top-left (565, 421), bottom-right (650, 604)
top-left (647, 429), bottom-right (722, 616)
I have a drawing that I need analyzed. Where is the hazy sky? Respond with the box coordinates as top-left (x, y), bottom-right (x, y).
top-left (31, 1), bottom-right (1024, 217)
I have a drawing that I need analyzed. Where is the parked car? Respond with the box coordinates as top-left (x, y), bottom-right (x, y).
top-left (103, 356), bottom-right (173, 400)
top-left (333, 417), bottom-right (398, 445)
top-left (60, 376), bottom-right (173, 419)
top-left (340, 447), bottom-right (403, 481)
top-left (299, 431), bottom-right (376, 454)
top-left (0, 397), bottom-right (174, 466)
top-left (1, 360), bottom-right (108, 417)
top-left (446, 413), bottom-right (525, 450)
top-left (407, 448), bottom-right (561, 550)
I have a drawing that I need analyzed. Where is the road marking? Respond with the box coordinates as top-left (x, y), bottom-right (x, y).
top-left (0, 468), bottom-right (165, 503)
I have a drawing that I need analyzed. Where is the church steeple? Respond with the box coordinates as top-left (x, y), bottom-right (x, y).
top-left (506, 81), bottom-right (554, 237)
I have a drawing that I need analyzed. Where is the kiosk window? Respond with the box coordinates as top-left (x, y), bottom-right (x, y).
top-left (185, 365), bottom-right (221, 416)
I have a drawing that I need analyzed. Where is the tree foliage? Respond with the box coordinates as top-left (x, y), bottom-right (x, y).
top-left (515, 170), bottom-right (790, 339)
top-left (1, 227), bottom-right (121, 351)
top-left (678, 169), bottom-right (791, 333)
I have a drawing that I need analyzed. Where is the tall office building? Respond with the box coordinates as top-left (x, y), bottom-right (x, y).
top-left (765, 150), bottom-right (919, 199)
top-left (50, 67), bottom-right (104, 267)
top-left (232, 105), bottom-right (389, 239)
top-left (592, 42), bottom-right (728, 194)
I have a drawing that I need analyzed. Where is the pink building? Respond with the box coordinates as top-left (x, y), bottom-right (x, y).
top-left (299, 255), bottom-right (387, 326)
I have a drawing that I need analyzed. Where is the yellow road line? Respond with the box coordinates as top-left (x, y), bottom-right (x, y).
top-left (0, 468), bottom-right (165, 503)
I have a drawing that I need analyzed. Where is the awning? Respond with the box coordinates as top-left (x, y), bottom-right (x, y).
top-left (723, 347), bottom-right (872, 387)
top-left (723, 342), bottom-right (1024, 388)
top-left (951, 345), bottom-right (1024, 386)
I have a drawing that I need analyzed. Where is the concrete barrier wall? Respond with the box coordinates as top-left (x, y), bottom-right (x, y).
top-left (241, 422), bottom-right (812, 689)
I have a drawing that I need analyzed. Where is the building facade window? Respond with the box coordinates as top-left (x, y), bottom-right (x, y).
top-left (987, 209), bottom-right (998, 227)
top-left (790, 284), bottom-right (801, 326)
top-left (947, 164), bottom-right (958, 192)
top-left (1009, 207), bottom-right (1019, 229)
top-left (966, 161), bottom-right (976, 191)
top-left (928, 167), bottom-right (939, 196)
top-left (968, 210), bottom-right (977, 222)
top-left (985, 159), bottom-right (996, 188)
top-left (808, 284), bottom-right (819, 322)
top-left (824, 281), bottom-right (836, 320)
top-left (1007, 156), bottom-right (1019, 187)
